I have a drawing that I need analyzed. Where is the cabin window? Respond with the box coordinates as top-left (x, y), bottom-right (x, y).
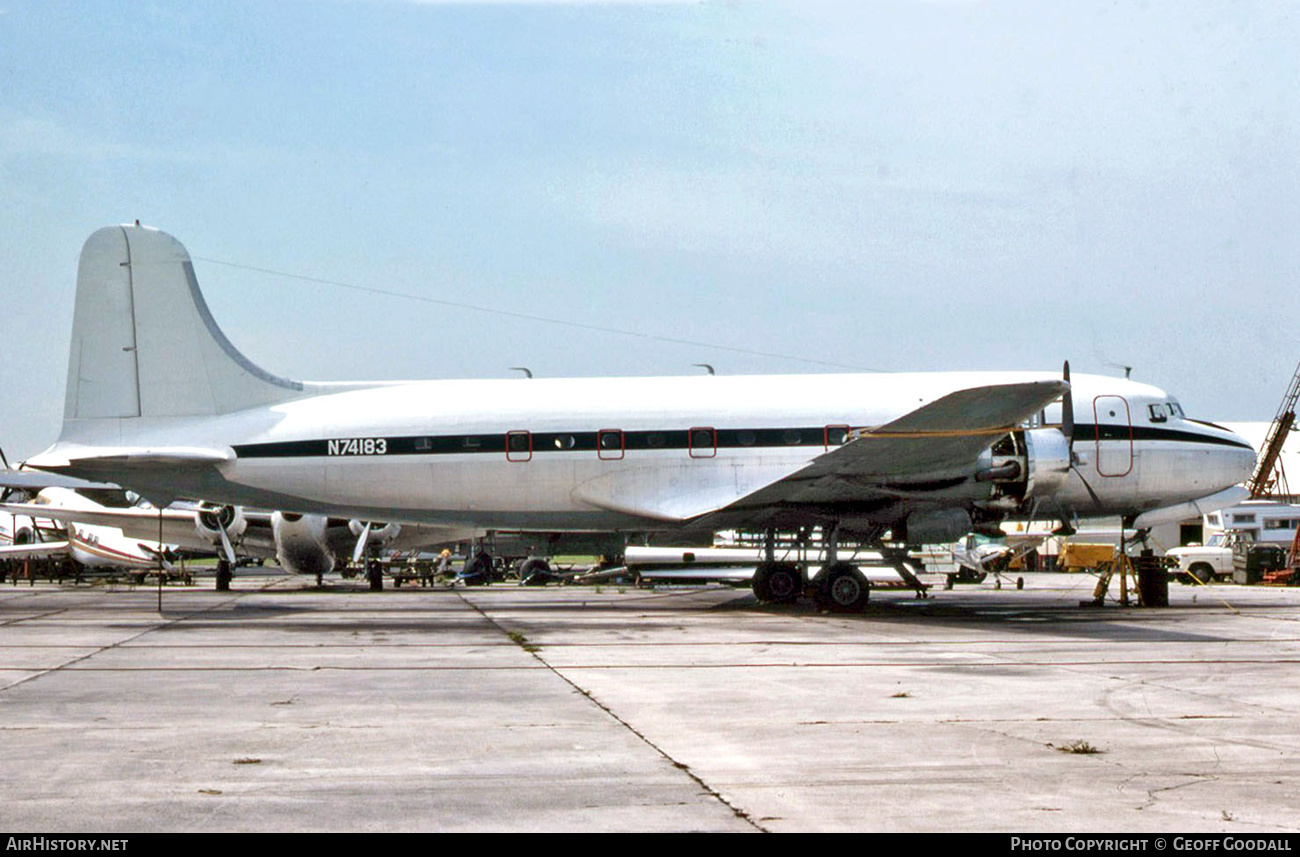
top-left (737, 430), bottom-right (757, 447)
top-left (825, 425), bottom-right (850, 448)
top-left (598, 429), bottom-right (624, 461)
top-left (414, 437), bottom-right (432, 452)
top-left (462, 437), bottom-right (482, 449)
top-left (646, 433), bottom-right (666, 449)
top-left (782, 429), bottom-right (802, 446)
top-left (689, 427), bottom-right (717, 458)
top-left (506, 431), bottom-right (532, 462)
top-left (553, 434), bottom-right (576, 450)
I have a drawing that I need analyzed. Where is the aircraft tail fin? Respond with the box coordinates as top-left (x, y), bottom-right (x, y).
top-left (63, 224), bottom-right (304, 421)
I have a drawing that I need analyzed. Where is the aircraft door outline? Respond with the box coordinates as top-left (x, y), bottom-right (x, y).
top-left (1092, 395), bottom-right (1133, 477)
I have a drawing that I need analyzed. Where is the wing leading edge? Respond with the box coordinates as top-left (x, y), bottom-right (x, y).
top-left (695, 379), bottom-right (1068, 522)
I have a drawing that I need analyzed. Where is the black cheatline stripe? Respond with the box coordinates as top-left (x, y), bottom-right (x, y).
top-left (231, 423), bottom-right (1248, 460)
top-left (1090, 424), bottom-right (1254, 449)
top-left (233, 427), bottom-right (849, 459)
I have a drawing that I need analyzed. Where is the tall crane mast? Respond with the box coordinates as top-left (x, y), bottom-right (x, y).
top-left (1247, 362), bottom-right (1300, 500)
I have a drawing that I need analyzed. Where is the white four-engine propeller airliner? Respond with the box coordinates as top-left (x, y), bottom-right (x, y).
top-left (26, 224), bottom-right (1255, 609)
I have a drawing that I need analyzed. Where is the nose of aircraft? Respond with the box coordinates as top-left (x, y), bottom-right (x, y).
top-left (1199, 422), bottom-right (1259, 491)
top-left (1227, 429), bottom-right (1259, 485)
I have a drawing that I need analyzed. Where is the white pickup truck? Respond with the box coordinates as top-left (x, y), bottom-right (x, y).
top-left (1166, 533), bottom-right (1236, 583)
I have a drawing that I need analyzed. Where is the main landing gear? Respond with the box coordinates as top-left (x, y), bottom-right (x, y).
top-left (751, 558), bottom-right (874, 613)
top-left (751, 562), bottom-right (801, 604)
top-left (817, 562), bottom-right (872, 612)
top-left (216, 559), bottom-right (233, 592)
top-left (748, 525), bottom-right (929, 613)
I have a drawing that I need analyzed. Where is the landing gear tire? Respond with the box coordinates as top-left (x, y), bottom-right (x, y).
top-left (216, 559), bottom-right (232, 592)
top-left (752, 562), bottom-right (802, 604)
top-left (519, 557), bottom-right (552, 586)
top-left (460, 552), bottom-right (493, 586)
top-left (815, 562), bottom-right (870, 613)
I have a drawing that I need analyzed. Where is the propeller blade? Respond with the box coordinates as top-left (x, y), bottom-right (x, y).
top-left (139, 543), bottom-right (175, 573)
top-left (1072, 464), bottom-right (1104, 508)
top-left (1061, 360), bottom-right (1074, 447)
top-left (217, 524), bottom-right (236, 565)
top-left (352, 521), bottom-right (373, 565)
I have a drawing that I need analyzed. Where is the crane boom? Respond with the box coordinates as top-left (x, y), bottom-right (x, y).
top-left (1247, 362), bottom-right (1300, 499)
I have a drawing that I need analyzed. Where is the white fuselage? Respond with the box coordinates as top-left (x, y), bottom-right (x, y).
top-left (50, 370), bottom-right (1255, 533)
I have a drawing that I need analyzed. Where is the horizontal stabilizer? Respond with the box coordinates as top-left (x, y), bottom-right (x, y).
top-left (0, 470), bottom-right (120, 491)
top-left (27, 446), bottom-right (233, 470)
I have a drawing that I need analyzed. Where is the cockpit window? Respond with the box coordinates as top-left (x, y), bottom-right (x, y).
top-left (1168, 400), bottom-right (1185, 419)
top-left (1148, 403), bottom-right (1168, 423)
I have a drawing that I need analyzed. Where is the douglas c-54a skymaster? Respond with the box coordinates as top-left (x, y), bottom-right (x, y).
top-left (25, 224), bottom-right (1255, 609)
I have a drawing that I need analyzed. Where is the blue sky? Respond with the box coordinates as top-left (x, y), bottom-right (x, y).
top-left (2, 0), bottom-right (1297, 460)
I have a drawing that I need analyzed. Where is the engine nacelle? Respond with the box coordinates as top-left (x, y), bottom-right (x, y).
top-left (195, 504), bottom-right (247, 542)
top-left (348, 519), bottom-right (401, 546)
top-left (974, 429), bottom-right (1071, 501)
top-left (271, 512), bottom-right (334, 577)
top-left (1021, 428), bottom-right (1071, 498)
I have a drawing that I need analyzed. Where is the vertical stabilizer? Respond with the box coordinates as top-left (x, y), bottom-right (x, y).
top-left (64, 224), bottom-right (304, 421)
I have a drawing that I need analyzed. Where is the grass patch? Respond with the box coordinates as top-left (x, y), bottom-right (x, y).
top-left (1053, 740), bottom-right (1102, 755)
top-left (507, 630), bottom-right (540, 653)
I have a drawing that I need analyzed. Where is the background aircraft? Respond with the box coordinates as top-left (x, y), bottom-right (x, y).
top-left (0, 486), bottom-right (173, 577)
top-left (2, 462), bottom-right (469, 587)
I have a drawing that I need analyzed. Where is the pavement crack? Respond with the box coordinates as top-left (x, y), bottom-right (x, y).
top-left (456, 591), bottom-right (766, 832)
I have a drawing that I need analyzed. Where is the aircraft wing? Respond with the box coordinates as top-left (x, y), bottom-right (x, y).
top-left (0, 541), bottom-right (70, 558)
top-left (700, 379), bottom-right (1068, 521)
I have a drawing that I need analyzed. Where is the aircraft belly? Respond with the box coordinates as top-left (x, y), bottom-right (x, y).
top-left (225, 459), bottom-right (326, 505)
top-left (323, 457), bottom-right (435, 510)
top-left (572, 453), bottom-right (806, 522)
